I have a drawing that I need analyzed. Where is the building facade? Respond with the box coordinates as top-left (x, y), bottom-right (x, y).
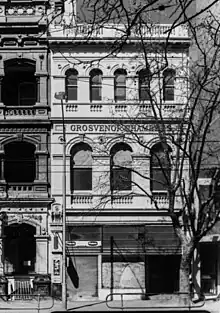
top-left (48, 0), bottom-right (190, 301)
top-left (0, 0), bottom-right (219, 302)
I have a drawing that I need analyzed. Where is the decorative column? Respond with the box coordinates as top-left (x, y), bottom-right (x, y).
top-left (0, 76), bottom-right (5, 119)
top-left (0, 150), bottom-right (4, 181)
top-left (36, 76), bottom-right (40, 103)
top-left (0, 220), bottom-right (4, 276)
top-left (66, 154), bottom-right (71, 207)
top-left (35, 235), bottom-right (50, 274)
top-left (0, 150), bottom-right (6, 198)
top-left (92, 153), bottom-right (110, 208)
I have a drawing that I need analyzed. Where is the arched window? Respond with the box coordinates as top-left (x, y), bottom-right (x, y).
top-left (90, 69), bottom-right (102, 101)
top-left (110, 143), bottom-right (132, 191)
top-left (65, 69), bottom-right (78, 101)
top-left (114, 69), bottom-right (127, 102)
top-left (163, 69), bottom-right (175, 101)
top-left (70, 143), bottom-right (92, 191)
top-left (150, 143), bottom-right (171, 192)
top-left (4, 142), bottom-right (36, 183)
top-left (139, 68), bottom-right (151, 101)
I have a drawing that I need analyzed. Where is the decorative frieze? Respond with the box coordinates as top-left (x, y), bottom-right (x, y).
top-left (0, 128), bottom-right (48, 133)
top-left (6, 7), bottom-right (36, 15)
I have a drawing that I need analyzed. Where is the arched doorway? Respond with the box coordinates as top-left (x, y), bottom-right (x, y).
top-left (4, 223), bottom-right (36, 275)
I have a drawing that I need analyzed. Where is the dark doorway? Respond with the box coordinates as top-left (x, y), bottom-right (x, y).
top-left (148, 255), bottom-right (180, 293)
top-left (4, 223), bottom-right (36, 275)
top-left (200, 243), bottom-right (217, 295)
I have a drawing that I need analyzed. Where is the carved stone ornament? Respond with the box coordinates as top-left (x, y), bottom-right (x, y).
top-left (98, 136), bottom-right (107, 145)
top-left (51, 203), bottom-right (62, 222)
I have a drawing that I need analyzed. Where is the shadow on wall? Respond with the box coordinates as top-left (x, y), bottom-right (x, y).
top-left (67, 257), bottom-right (79, 289)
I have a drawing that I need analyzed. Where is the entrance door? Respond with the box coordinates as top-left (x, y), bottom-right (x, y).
top-left (148, 255), bottom-right (180, 293)
top-left (4, 223), bottom-right (36, 275)
top-left (200, 243), bottom-right (218, 295)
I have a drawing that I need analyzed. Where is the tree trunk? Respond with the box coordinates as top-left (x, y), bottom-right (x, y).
top-left (179, 242), bottom-right (194, 302)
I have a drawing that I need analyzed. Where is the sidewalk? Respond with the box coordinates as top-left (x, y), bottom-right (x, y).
top-left (0, 297), bottom-right (219, 312)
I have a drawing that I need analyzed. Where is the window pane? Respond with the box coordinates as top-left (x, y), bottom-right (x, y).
top-left (140, 87), bottom-right (150, 100)
top-left (152, 151), bottom-right (169, 167)
top-left (151, 169), bottom-right (169, 191)
top-left (164, 87), bottom-right (174, 101)
top-left (20, 82), bottom-right (36, 106)
top-left (91, 87), bottom-right (102, 101)
top-left (115, 87), bottom-right (126, 101)
top-left (139, 69), bottom-right (150, 85)
top-left (73, 168), bottom-right (92, 190)
top-left (115, 74), bottom-right (126, 85)
top-left (91, 74), bottom-right (101, 85)
top-left (164, 74), bottom-right (174, 85)
top-left (67, 86), bottom-right (77, 101)
top-left (67, 75), bottom-right (77, 85)
top-left (112, 168), bottom-right (131, 190)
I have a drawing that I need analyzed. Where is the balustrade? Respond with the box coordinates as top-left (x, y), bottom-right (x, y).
top-left (115, 104), bottom-right (127, 112)
top-left (90, 104), bottom-right (103, 112)
top-left (72, 195), bottom-right (93, 205)
top-left (54, 24), bottom-right (189, 39)
top-left (112, 196), bottom-right (133, 205)
top-left (66, 104), bottom-right (78, 112)
top-left (5, 108), bottom-right (36, 116)
top-left (151, 193), bottom-right (169, 208)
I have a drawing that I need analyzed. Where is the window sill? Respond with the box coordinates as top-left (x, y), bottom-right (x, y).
top-left (71, 191), bottom-right (93, 195)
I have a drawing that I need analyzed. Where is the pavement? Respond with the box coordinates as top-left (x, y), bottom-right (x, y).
top-left (0, 296), bottom-right (219, 313)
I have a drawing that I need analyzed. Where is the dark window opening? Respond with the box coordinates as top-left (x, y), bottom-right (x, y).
top-left (139, 68), bottom-right (151, 101)
top-left (2, 60), bottom-right (37, 106)
top-left (4, 142), bottom-right (36, 183)
top-left (163, 69), bottom-right (175, 101)
top-left (90, 69), bottom-right (102, 101)
top-left (70, 142), bottom-right (93, 192)
top-left (110, 142), bottom-right (132, 191)
top-left (114, 69), bottom-right (127, 102)
top-left (65, 69), bottom-right (78, 101)
top-left (150, 143), bottom-right (171, 192)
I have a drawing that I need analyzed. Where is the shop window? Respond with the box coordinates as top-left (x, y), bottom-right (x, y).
top-left (2, 59), bottom-right (37, 106)
top-left (150, 143), bottom-right (171, 192)
top-left (4, 141), bottom-right (36, 183)
top-left (102, 255), bottom-right (145, 289)
top-left (65, 69), bottom-right (78, 101)
top-left (90, 69), bottom-right (102, 101)
top-left (139, 68), bottom-right (151, 101)
top-left (163, 69), bottom-right (175, 101)
top-left (70, 142), bottom-right (92, 192)
top-left (67, 226), bottom-right (100, 241)
top-left (110, 142), bottom-right (132, 191)
top-left (114, 69), bottom-right (127, 102)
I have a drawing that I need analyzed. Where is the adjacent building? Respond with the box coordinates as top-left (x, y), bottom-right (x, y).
top-left (0, 0), bottom-right (52, 296)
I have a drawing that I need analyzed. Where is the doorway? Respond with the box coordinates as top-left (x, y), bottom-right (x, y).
top-left (4, 223), bottom-right (36, 275)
